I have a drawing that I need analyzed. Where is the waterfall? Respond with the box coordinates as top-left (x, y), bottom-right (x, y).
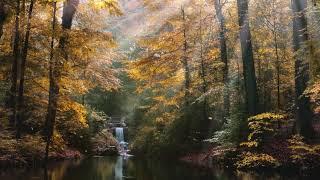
top-left (115, 128), bottom-right (125, 179)
top-left (115, 127), bottom-right (131, 157)
top-left (115, 127), bottom-right (124, 143)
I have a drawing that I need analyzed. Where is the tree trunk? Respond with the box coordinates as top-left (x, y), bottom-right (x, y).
top-left (45, 1), bottom-right (58, 164)
top-left (45, 0), bottom-right (79, 163)
top-left (270, 1), bottom-right (281, 111)
top-left (199, 8), bottom-right (208, 120)
top-left (273, 31), bottom-right (281, 111)
top-left (62, 0), bottom-right (79, 29)
top-left (16, 0), bottom-right (35, 139)
top-left (9, 0), bottom-right (21, 128)
top-left (60, 0), bottom-right (80, 58)
top-left (214, 0), bottom-right (230, 120)
top-left (181, 6), bottom-right (191, 106)
top-left (236, 0), bottom-right (259, 116)
top-left (292, 0), bottom-right (314, 138)
top-left (0, 2), bottom-right (7, 40)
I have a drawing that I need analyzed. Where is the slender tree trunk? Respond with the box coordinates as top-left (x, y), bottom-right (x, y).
top-left (271, 1), bottom-right (281, 111)
top-left (236, 59), bottom-right (241, 105)
top-left (236, 0), bottom-right (259, 116)
top-left (44, 1), bottom-right (57, 164)
top-left (9, 0), bottom-right (21, 128)
top-left (181, 6), bottom-right (191, 106)
top-left (214, 0), bottom-right (230, 120)
top-left (21, 0), bottom-right (26, 42)
top-left (273, 31), bottom-right (281, 111)
top-left (199, 8), bottom-right (208, 120)
top-left (82, 70), bottom-right (86, 105)
top-left (16, 0), bottom-right (35, 139)
top-left (256, 46), bottom-right (263, 111)
top-left (292, 0), bottom-right (314, 138)
top-left (45, 0), bottom-right (79, 163)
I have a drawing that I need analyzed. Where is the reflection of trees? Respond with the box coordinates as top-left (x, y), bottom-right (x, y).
top-left (5, 157), bottom-right (286, 179)
top-left (46, 157), bottom-right (118, 180)
top-left (45, 160), bottom-right (78, 180)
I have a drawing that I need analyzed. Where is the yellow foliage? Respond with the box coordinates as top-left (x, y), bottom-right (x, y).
top-left (248, 113), bottom-right (286, 122)
top-left (59, 99), bottom-right (88, 128)
top-left (128, 27), bottom-right (187, 121)
top-left (306, 78), bottom-right (320, 114)
top-left (88, 0), bottom-right (122, 15)
top-left (240, 141), bottom-right (259, 148)
top-left (287, 135), bottom-right (320, 168)
top-left (288, 135), bottom-right (320, 156)
top-left (241, 113), bottom-right (287, 148)
top-left (50, 131), bottom-right (67, 152)
top-left (207, 48), bottom-right (220, 60)
top-left (236, 152), bottom-right (279, 169)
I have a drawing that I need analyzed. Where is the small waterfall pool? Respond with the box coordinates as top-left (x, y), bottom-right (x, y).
top-left (1, 156), bottom-right (312, 180)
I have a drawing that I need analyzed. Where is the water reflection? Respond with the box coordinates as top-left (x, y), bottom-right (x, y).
top-left (114, 157), bottom-right (123, 180)
top-left (0, 156), bottom-right (318, 180)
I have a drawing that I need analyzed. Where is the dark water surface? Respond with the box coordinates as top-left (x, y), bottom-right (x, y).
top-left (0, 156), bottom-right (317, 180)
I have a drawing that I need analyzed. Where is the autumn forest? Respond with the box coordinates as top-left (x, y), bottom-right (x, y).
top-left (0, 0), bottom-right (320, 179)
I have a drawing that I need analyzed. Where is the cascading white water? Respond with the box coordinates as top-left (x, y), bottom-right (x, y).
top-left (115, 127), bottom-right (124, 143)
top-left (115, 127), bottom-right (130, 156)
top-left (114, 128), bottom-right (125, 179)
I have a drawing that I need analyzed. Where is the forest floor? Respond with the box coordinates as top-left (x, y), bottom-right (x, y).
top-left (0, 130), bottom-right (81, 169)
top-left (0, 128), bottom-right (120, 169)
top-left (180, 138), bottom-right (320, 175)
top-left (180, 116), bottom-right (320, 173)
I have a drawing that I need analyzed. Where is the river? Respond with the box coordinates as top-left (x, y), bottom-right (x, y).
top-left (1, 155), bottom-right (317, 180)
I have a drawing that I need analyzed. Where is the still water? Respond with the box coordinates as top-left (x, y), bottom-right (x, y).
top-left (0, 156), bottom-right (317, 180)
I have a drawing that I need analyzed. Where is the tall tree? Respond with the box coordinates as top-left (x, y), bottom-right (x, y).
top-left (199, 7), bottom-right (208, 120)
top-left (9, 0), bottom-right (21, 128)
top-left (45, 0), bottom-right (79, 163)
top-left (236, 0), bottom-right (258, 116)
top-left (45, 1), bottom-right (58, 164)
top-left (214, 0), bottom-right (229, 120)
top-left (16, 0), bottom-right (35, 138)
top-left (181, 6), bottom-right (191, 106)
top-left (292, 0), bottom-right (314, 138)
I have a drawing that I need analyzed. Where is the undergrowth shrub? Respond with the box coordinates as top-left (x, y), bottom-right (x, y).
top-left (288, 135), bottom-right (320, 170)
top-left (131, 111), bottom-right (194, 157)
top-left (0, 131), bottom-right (18, 155)
top-left (236, 152), bottom-right (280, 170)
top-left (237, 113), bottom-right (286, 170)
top-left (240, 113), bottom-right (286, 150)
top-left (18, 135), bottom-right (45, 157)
top-left (91, 129), bottom-right (119, 155)
top-left (130, 126), bottom-right (157, 155)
